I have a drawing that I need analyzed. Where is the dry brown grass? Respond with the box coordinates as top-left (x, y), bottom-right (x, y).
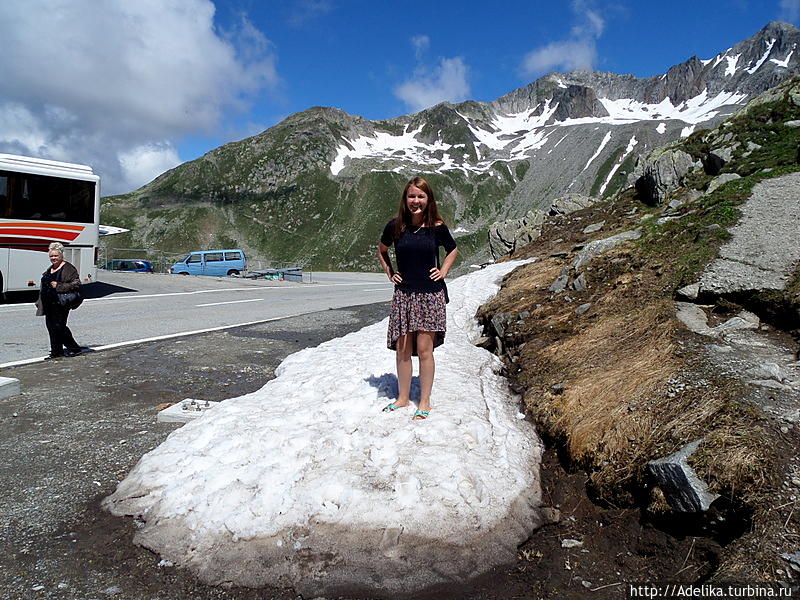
top-left (542, 306), bottom-right (677, 464)
top-left (480, 219), bottom-right (777, 509)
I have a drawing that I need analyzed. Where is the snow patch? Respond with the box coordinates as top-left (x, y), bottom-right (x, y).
top-left (598, 135), bottom-right (638, 196)
top-left (656, 123), bottom-right (666, 134)
top-left (770, 44), bottom-right (796, 68)
top-left (746, 39), bottom-right (776, 74)
top-left (103, 261), bottom-right (544, 595)
top-left (582, 131), bottom-right (612, 172)
top-left (725, 54), bottom-right (740, 76)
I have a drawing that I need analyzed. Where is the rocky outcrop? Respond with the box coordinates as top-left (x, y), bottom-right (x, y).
top-left (488, 195), bottom-right (599, 259)
top-left (488, 210), bottom-right (546, 259)
top-left (629, 146), bottom-right (702, 205)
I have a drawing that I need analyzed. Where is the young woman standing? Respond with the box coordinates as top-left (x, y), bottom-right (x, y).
top-left (377, 176), bottom-right (459, 420)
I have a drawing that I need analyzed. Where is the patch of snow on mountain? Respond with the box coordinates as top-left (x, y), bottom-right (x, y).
top-left (599, 135), bottom-right (638, 196)
top-left (770, 44), bottom-right (796, 68)
top-left (582, 131), bottom-right (612, 172)
top-left (676, 90), bottom-right (747, 122)
top-left (746, 39), bottom-right (776, 74)
top-left (681, 125), bottom-right (695, 138)
top-left (330, 125), bottom-right (451, 176)
top-left (725, 54), bottom-right (741, 76)
top-left (548, 133), bottom-right (569, 154)
top-left (330, 86), bottom-right (747, 177)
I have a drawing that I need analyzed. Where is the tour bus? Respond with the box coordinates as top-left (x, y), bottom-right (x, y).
top-left (0, 153), bottom-right (100, 296)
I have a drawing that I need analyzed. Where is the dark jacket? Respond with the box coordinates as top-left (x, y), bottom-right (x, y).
top-left (36, 261), bottom-right (80, 316)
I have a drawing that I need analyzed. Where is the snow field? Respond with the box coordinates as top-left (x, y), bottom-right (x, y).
top-left (103, 260), bottom-right (544, 594)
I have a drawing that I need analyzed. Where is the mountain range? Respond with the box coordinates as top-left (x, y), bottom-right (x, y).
top-left (102, 21), bottom-right (800, 270)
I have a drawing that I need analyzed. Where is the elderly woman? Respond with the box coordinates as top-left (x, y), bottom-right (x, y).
top-left (36, 242), bottom-right (85, 359)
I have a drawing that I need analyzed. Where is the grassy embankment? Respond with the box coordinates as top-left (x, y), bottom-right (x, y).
top-left (478, 77), bottom-right (800, 578)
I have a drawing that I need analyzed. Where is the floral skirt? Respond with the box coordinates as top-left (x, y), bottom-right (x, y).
top-left (387, 288), bottom-right (447, 355)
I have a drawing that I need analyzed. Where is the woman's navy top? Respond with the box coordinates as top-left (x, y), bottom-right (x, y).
top-left (381, 220), bottom-right (457, 293)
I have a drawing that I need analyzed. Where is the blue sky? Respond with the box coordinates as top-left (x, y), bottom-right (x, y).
top-left (0, 1), bottom-right (798, 195)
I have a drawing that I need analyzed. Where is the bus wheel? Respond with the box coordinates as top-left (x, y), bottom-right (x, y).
top-left (227, 269), bottom-right (239, 277)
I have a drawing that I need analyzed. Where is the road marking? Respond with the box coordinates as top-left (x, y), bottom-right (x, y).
top-left (0, 311), bottom-right (319, 369)
top-left (196, 298), bottom-right (263, 307)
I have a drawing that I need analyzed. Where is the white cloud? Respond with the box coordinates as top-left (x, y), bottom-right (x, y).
top-left (118, 143), bottom-right (181, 194)
top-left (780, 0), bottom-right (800, 23)
top-left (0, 0), bottom-right (280, 194)
top-left (520, 0), bottom-right (605, 78)
top-left (394, 55), bottom-right (470, 113)
top-left (411, 35), bottom-right (430, 60)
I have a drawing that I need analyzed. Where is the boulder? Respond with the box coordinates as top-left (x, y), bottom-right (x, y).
top-left (549, 194), bottom-right (597, 215)
top-left (488, 210), bottom-right (546, 258)
top-left (488, 194), bottom-right (599, 259)
top-left (647, 439), bottom-right (720, 512)
top-left (629, 146), bottom-right (702, 205)
top-left (706, 173), bottom-right (741, 194)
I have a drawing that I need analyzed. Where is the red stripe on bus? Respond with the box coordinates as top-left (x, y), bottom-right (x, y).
top-left (0, 237), bottom-right (53, 252)
top-left (0, 222), bottom-right (85, 232)
top-left (0, 228), bottom-right (80, 240)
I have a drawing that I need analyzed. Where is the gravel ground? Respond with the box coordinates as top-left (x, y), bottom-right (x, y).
top-left (0, 302), bottom-right (389, 600)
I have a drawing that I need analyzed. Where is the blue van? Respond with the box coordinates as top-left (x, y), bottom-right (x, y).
top-left (169, 249), bottom-right (246, 277)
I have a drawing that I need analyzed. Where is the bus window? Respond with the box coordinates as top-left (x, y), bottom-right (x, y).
top-left (0, 170), bottom-right (94, 223)
top-left (0, 174), bottom-right (7, 217)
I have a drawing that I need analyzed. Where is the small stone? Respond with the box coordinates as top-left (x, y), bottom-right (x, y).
top-left (781, 427), bottom-right (790, 434)
top-left (32, 585), bottom-right (45, 591)
top-left (582, 221), bottom-right (605, 234)
top-left (541, 507), bottom-right (561, 524)
top-left (676, 283), bottom-right (700, 300)
top-left (575, 303), bottom-right (592, 315)
top-left (572, 273), bottom-right (587, 292)
top-left (102, 586), bottom-right (123, 596)
top-left (582, 580), bottom-right (593, 588)
top-left (561, 538), bottom-right (583, 548)
top-left (549, 383), bottom-right (565, 395)
top-left (58, 582), bottom-right (68, 589)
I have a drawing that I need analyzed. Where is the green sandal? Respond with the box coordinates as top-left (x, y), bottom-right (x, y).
top-left (382, 403), bottom-right (407, 412)
top-left (412, 410), bottom-right (430, 420)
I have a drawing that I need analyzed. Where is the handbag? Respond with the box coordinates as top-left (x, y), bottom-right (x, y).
top-left (57, 290), bottom-right (83, 310)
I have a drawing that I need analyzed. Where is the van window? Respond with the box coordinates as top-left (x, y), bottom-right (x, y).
top-left (187, 254), bottom-right (202, 264)
top-left (225, 251), bottom-right (242, 260)
top-left (205, 252), bottom-right (223, 262)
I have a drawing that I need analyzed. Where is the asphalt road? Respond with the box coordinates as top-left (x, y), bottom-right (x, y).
top-left (1, 270), bottom-right (393, 367)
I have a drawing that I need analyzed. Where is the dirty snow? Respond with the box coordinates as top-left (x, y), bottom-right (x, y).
top-left (103, 261), bottom-right (544, 595)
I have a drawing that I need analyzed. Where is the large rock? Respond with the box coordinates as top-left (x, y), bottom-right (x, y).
top-left (102, 262), bottom-right (544, 598)
top-left (629, 145), bottom-right (702, 205)
top-left (488, 210), bottom-right (546, 258)
top-left (488, 194), bottom-right (598, 259)
top-left (648, 439), bottom-right (720, 512)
